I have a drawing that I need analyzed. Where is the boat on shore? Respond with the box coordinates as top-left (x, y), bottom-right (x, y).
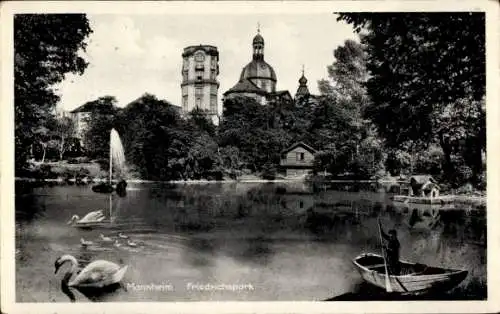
top-left (353, 253), bottom-right (468, 295)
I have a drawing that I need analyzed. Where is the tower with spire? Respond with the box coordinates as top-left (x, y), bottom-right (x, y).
top-left (295, 65), bottom-right (310, 99)
top-left (224, 24), bottom-right (288, 105)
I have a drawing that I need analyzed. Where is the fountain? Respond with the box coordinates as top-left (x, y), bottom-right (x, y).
top-left (110, 128), bottom-right (126, 181)
top-left (92, 128), bottom-right (127, 194)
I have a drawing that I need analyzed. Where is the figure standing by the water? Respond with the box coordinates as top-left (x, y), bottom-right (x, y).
top-left (378, 219), bottom-right (401, 275)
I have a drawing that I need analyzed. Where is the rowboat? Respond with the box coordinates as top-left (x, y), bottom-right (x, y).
top-left (353, 253), bottom-right (468, 295)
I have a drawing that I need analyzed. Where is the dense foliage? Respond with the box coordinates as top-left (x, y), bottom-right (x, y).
top-left (82, 96), bottom-right (120, 160)
top-left (337, 12), bottom-right (486, 184)
top-left (15, 13), bottom-right (485, 189)
top-left (14, 14), bottom-right (92, 171)
top-left (314, 39), bottom-right (385, 178)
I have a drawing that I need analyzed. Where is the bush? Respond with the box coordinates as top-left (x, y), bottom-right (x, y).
top-left (94, 158), bottom-right (109, 171)
top-left (260, 163), bottom-right (277, 180)
top-left (455, 165), bottom-right (474, 186)
top-left (476, 171), bottom-right (486, 191)
top-left (76, 167), bottom-right (91, 179)
top-left (31, 164), bottom-right (58, 179)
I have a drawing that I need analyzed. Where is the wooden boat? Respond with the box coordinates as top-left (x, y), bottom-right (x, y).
top-left (353, 253), bottom-right (468, 295)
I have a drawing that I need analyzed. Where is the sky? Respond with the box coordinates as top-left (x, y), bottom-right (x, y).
top-left (54, 13), bottom-right (359, 112)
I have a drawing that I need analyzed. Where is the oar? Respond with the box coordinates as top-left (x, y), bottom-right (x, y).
top-left (378, 220), bottom-right (393, 293)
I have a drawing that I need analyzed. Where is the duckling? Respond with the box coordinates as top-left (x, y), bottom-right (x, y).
top-left (80, 238), bottom-right (94, 247)
top-left (127, 240), bottom-right (138, 247)
top-left (100, 234), bottom-right (113, 243)
top-left (118, 232), bottom-right (129, 239)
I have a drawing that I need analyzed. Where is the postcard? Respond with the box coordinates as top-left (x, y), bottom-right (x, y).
top-left (1, 1), bottom-right (499, 313)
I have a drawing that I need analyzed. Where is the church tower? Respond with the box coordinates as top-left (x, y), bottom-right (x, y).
top-left (181, 45), bottom-right (220, 124)
top-left (295, 65), bottom-right (310, 99)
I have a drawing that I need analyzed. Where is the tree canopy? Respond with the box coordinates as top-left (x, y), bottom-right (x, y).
top-left (337, 12), bottom-right (486, 182)
top-left (337, 12), bottom-right (485, 146)
top-left (15, 14), bottom-right (92, 170)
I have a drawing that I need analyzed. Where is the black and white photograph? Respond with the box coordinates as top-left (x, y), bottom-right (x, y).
top-left (1, 1), bottom-right (498, 312)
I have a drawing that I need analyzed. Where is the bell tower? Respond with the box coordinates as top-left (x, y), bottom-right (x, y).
top-left (181, 45), bottom-right (220, 124)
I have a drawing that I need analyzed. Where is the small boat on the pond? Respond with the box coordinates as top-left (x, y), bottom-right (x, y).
top-left (353, 253), bottom-right (468, 295)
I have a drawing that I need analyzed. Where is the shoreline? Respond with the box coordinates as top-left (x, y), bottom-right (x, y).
top-left (13, 177), bottom-right (305, 184)
top-left (14, 177), bottom-right (486, 204)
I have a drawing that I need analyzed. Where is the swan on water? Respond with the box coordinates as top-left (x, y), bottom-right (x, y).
top-left (54, 254), bottom-right (128, 288)
top-left (118, 233), bottom-right (129, 239)
top-left (80, 238), bottom-right (94, 247)
top-left (100, 234), bottom-right (113, 242)
top-left (114, 240), bottom-right (122, 248)
top-left (67, 210), bottom-right (105, 225)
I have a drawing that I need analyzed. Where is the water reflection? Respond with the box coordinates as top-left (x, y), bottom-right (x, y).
top-left (61, 278), bottom-right (124, 302)
top-left (15, 181), bottom-right (486, 301)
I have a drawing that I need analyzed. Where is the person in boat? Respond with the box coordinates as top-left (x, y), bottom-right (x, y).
top-left (378, 219), bottom-right (401, 275)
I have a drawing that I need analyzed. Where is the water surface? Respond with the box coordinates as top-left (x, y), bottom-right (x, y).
top-left (15, 181), bottom-right (486, 302)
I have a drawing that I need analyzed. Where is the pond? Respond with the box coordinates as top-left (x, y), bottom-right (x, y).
top-left (15, 181), bottom-right (486, 302)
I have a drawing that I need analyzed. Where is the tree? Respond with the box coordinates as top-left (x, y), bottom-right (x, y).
top-left (313, 39), bottom-right (384, 178)
top-left (218, 96), bottom-right (293, 173)
top-left (53, 116), bottom-right (76, 160)
top-left (32, 125), bottom-right (51, 163)
top-left (318, 39), bottom-right (369, 112)
top-left (14, 14), bottom-right (92, 171)
top-left (432, 97), bottom-right (485, 183)
top-left (337, 13), bottom-right (485, 180)
top-left (83, 96), bottom-right (120, 159)
top-left (188, 107), bottom-right (216, 137)
top-left (117, 93), bottom-right (186, 180)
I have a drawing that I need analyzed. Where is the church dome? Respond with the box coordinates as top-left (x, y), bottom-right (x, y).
top-left (299, 74), bottom-right (308, 84)
top-left (253, 33), bottom-right (264, 45)
top-left (240, 59), bottom-right (277, 82)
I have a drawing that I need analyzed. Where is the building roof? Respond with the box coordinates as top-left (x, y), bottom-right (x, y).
top-left (253, 33), bottom-right (264, 45)
top-left (271, 90), bottom-right (293, 101)
top-left (296, 85), bottom-right (310, 98)
top-left (182, 45), bottom-right (219, 57)
top-left (239, 59), bottom-right (277, 82)
top-left (281, 142), bottom-right (317, 154)
top-left (296, 69), bottom-right (310, 98)
top-left (299, 74), bottom-right (308, 85)
top-left (224, 79), bottom-right (268, 96)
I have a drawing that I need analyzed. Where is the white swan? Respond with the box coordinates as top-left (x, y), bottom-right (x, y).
top-left (100, 234), bottom-right (113, 242)
top-left (54, 254), bottom-right (128, 288)
top-left (68, 210), bottom-right (105, 225)
top-left (114, 240), bottom-right (122, 248)
top-left (80, 238), bottom-right (94, 247)
top-left (118, 233), bottom-right (129, 239)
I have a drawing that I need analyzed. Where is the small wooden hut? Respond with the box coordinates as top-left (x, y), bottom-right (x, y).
top-left (409, 175), bottom-right (440, 198)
